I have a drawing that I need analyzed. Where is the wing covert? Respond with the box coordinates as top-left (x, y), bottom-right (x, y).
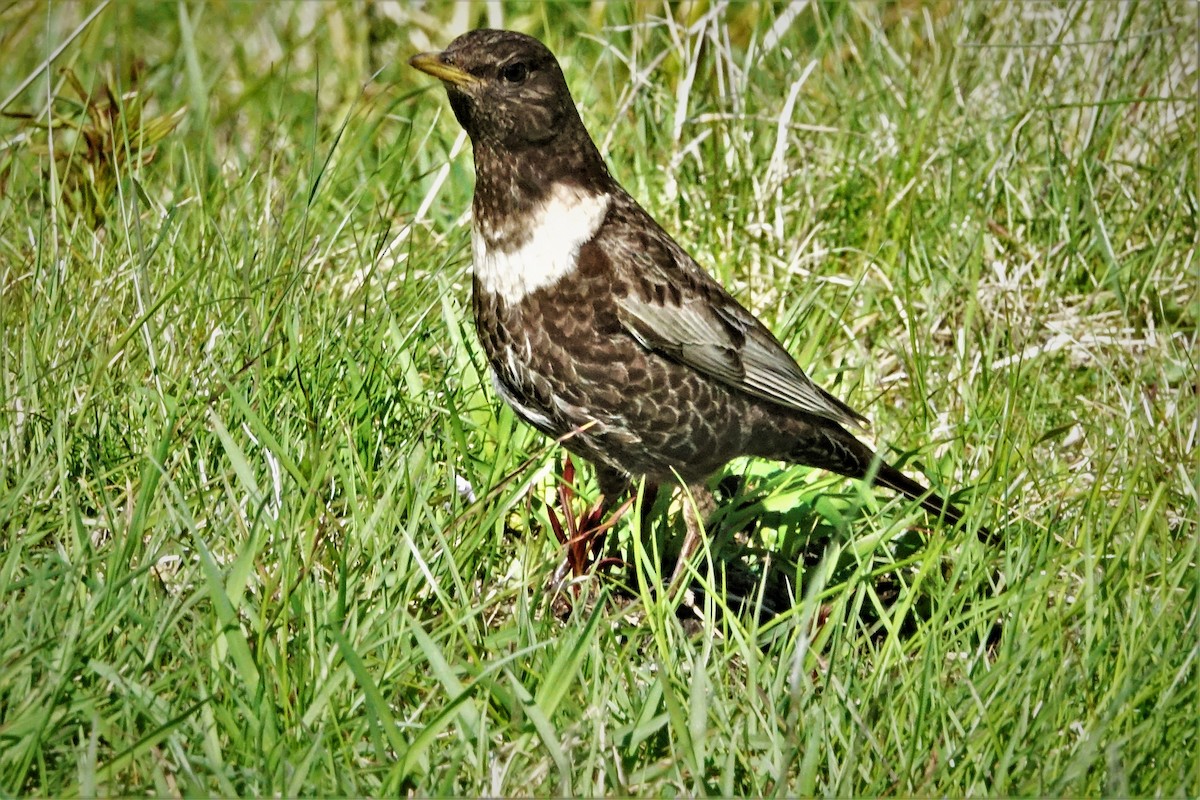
top-left (617, 296), bottom-right (868, 429)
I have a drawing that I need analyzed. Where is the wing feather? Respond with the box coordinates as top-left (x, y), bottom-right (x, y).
top-left (618, 296), bottom-right (867, 429)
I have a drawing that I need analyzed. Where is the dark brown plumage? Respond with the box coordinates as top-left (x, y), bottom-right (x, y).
top-left (410, 30), bottom-right (990, 573)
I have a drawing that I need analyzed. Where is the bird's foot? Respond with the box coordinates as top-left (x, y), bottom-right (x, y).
top-left (547, 456), bottom-right (631, 595)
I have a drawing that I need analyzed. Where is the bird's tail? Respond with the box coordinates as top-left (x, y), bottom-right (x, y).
top-left (873, 460), bottom-right (959, 523)
top-left (807, 428), bottom-right (992, 542)
top-left (869, 459), bottom-right (992, 543)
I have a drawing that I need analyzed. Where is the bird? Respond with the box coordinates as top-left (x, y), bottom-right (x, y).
top-left (409, 29), bottom-right (990, 581)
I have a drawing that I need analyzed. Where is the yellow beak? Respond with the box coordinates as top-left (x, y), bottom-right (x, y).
top-left (409, 52), bottom-right (477, 87)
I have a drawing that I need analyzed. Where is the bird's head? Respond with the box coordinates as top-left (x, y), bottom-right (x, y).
top-left (409, 29), bottom-right (576, 152)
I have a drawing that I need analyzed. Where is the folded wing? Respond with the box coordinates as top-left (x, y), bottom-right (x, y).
top-left (617, 295), bottom-right (868, 430)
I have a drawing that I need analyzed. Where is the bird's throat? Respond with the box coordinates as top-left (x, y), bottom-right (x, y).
top-left (471, 182), bottom-right (612, 306)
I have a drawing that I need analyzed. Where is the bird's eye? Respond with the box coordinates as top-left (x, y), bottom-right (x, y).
top-left (500, 62), bottom-right (529, 83)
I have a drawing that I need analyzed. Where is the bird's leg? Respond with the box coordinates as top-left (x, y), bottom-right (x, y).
top-left (549, 458), bottom-right (632, 589)
top-left (669, 483), bottom-right (717, 587)
top-left (571, 494), bottom-right (633, 576)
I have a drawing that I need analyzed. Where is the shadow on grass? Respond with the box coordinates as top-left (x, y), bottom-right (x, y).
top-left (560, 468), bottom-right (1002, 653)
